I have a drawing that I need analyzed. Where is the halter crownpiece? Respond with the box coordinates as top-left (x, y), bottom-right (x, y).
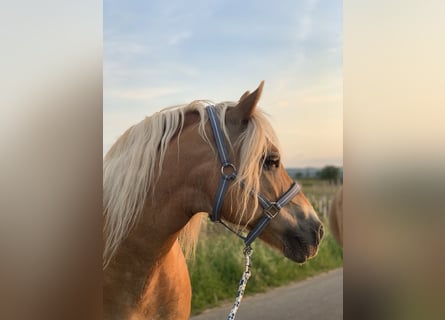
top-left (206, 105), bottom-right (301, 246)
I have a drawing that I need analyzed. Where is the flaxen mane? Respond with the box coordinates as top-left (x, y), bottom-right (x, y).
top-left (103, 101), bottom-right (280, 268)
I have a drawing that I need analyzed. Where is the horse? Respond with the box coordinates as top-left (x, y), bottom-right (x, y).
top-left (328, 187), bottom-right (343, 247)
top-left (103, 81), bottom-right (324, 320)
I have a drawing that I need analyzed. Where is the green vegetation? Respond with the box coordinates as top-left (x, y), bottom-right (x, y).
top-left (188, 179), bottom-right (343, 315)
top-left (299, 178), bottom-right (339, 197)
top-left (317, 165), bottom-right (341, 184)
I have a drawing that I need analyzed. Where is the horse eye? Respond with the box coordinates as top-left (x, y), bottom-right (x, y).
top-left (263, 154), bottom-right (280, 170)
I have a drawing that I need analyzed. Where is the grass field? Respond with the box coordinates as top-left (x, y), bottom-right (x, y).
top-left (188, 179), bottom-right (343, 314)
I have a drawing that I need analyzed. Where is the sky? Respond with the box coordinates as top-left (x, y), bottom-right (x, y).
top-left (104, 0), bottom-right (342, 167)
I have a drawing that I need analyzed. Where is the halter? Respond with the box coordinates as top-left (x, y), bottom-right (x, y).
top-left (206, 105), bottom-right (302, 319)
top-left (206, 105), bottom-right (301, 247)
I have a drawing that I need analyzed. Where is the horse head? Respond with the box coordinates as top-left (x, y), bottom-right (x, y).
top-left (202, 82), bottom-right (324, 263)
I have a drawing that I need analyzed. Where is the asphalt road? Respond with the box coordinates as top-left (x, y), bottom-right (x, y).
top-left (190, 268), bottom-right (343, 320)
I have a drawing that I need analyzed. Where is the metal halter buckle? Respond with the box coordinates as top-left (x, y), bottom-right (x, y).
top-left (264, 202), bottom-right (280, 219)
top-left (221, 163), bottom-right (237, 180)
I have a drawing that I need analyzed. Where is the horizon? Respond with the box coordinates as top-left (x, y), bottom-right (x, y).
top-left (286, 165), bottom-right (343, 169)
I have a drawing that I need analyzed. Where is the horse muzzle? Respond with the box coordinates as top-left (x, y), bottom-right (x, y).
top-left (283, 222), bottom-right (324, 263)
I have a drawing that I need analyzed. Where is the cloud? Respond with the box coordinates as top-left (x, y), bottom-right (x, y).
top-left (297, 15), bottom-right (313, 40)
top-left (295, 0), bottom-right (323, 41)
top-left (106, 40), bottom-right (151, 56)
top-left (167, 31), bottom-right (192, 45)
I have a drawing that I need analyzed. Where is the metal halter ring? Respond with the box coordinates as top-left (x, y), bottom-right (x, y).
top-left (221, 163), bottom-right (237, 180)
top-left (264, 202), bottom-right (281, 219)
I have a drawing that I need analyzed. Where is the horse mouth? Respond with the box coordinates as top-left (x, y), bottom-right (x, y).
top-left (283, 235), bottom-right (319, 263)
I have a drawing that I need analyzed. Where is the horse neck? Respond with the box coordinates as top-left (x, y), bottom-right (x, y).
top-left (104, 123), bottom-right (215, 320)
top-left (130, 240), bottom-right (192, 320)
top-left (103, 204), bottom-right (191, 320)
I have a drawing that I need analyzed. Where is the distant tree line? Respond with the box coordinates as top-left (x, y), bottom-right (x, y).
top-left (294, 165), bottom-right (342, 184)
top-left (318, 166), bottom-right (341, 184)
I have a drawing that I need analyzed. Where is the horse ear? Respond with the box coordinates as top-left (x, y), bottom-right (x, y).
top-left (239, 90), bottom-right (250, 101)
top-left (235, 81), bottom-right (264, 120)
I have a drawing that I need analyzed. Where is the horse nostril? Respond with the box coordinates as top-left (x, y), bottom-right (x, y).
top-left (318, 224), bottom-right (324, 243)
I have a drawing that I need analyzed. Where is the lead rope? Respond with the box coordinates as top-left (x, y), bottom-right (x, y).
top-left (227, 246), bottom-right (253, 320)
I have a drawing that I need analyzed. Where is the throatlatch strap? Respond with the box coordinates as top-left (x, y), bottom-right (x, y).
top-left (206, 105), bottom-right (237, 222)
top-left (212, 177), bottom-right (232, 221)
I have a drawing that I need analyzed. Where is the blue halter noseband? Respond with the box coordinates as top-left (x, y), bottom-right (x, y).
top-left (206, 105), bottom-right (301, 246)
